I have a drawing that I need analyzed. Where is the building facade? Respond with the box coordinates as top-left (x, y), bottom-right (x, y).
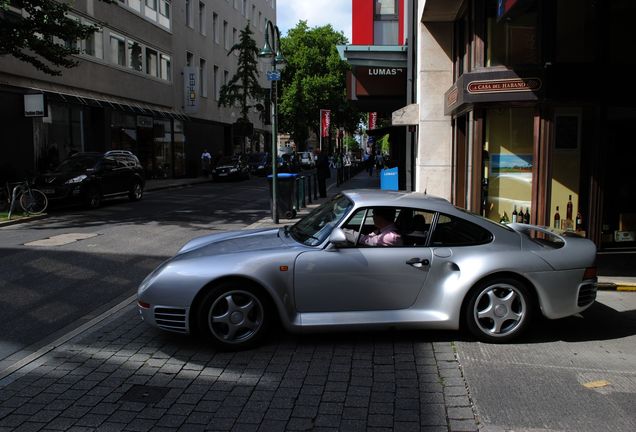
top-left (416, 0), bottom-right (636, 248)
top-left (0, 0), bottom-right (275, 182)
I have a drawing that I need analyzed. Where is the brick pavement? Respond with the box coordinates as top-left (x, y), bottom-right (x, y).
top-left (0, 170), bottom-right (479, 431)
top-left (0, 304), bottom-right (478, 431)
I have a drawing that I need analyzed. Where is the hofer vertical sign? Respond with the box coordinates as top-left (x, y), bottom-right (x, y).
top-left (369, 112), bottom-right (377, 130)
top-left (183, 66), bottom-right (199, 113)
top-left (320, 109), bottom-right (331, 137)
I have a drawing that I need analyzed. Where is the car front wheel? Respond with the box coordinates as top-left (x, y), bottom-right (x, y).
top-left (129, 181), bottom-right (143, 201)
top-left (465, 277), bottom-right (533, 343)
top-left (197, 282), bottom-right (270, 349)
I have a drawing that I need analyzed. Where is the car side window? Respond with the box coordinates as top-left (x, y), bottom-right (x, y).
top-left (99, 158), bottom-right (118, 171)
top-left (341, 207), bottom-right (407, 248)
top-left (430, 213), bottom-right (493, 246)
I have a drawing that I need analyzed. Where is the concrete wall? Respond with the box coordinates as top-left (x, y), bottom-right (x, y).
top-left (415, 12), bottom-right (453, 198)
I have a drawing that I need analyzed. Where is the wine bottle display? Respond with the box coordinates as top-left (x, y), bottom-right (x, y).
top-left (566, 195), bottom-right (573, 221)
top-left (554, 206), bottom-right (561, 229)
top-left (512, 205), bottom-right (518, 223)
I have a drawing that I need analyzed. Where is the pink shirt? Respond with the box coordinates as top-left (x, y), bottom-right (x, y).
top-left (360, 224), bottom-right (403, 246)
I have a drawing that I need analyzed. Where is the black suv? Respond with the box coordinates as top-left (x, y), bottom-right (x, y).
top-left (212, 155), bottom-right (251, 181)
top-left (36, 150), bottom-right (145, 209)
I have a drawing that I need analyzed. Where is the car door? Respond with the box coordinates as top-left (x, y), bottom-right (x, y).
top-left (97, 157), bottom-right (121, 195)
top-left (294, 207), bottom-right (434, 313)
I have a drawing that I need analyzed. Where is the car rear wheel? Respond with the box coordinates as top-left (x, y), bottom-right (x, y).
top-left (197, 282), bottom-right (270, 350)
top-left (84, 187), bottom-right (101, 209)
top-left (465, 277), bottom-right (533, 343)
top-left (129, 181), bottom-right (143, 201)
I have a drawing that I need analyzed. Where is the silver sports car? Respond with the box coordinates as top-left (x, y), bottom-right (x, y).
top-left (137, 190), bottom-right (598, 349)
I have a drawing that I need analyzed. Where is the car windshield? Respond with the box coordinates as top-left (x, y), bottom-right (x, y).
top-left (55, 156), bottom-right (100, 172)
top-left (218, 156), bottom-right (238, 165)
top-left (289, 194), bottom-right (354, 246)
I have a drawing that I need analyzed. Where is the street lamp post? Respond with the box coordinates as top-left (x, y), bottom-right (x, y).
top-left (259, 20), bottom-right (286, 224)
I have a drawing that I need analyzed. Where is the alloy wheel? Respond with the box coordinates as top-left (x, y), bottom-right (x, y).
top-left (472, 283), bottom-right (527, 338)
top-left (208, 290), bottom-right (264, 344)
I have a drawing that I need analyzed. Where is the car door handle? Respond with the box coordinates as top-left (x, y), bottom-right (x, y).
top-left (406, 257), bottom-right (430, 267)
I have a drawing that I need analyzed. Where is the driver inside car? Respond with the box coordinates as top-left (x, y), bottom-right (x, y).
top-left (343, 207), bottom-right (403, 246)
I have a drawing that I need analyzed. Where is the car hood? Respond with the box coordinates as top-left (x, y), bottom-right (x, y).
top-left (215, 164), bottom-right (239, 169)
top-left (175, 228), bottom-right (290, 259)
top-left (36, 170), bottom-right (91, 185)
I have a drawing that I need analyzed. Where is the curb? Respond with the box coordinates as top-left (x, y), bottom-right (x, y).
top-left (0, 213), bottom-right (49, 227)
top-left (597, 282), bottom-right (636, 292)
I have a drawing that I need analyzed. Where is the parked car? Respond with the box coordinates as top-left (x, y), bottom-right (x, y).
top-left (137, 190), bottom-right (597, 349)
top-left (211, 155), bottom-right (250, 181)
top-left (35, 150), bottom-right (145, 209)
top-left (247, 152), bottom-right (267, 174)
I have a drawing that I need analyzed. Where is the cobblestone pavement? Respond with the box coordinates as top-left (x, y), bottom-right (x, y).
top-left (0, 303), bottom-right (478, 431)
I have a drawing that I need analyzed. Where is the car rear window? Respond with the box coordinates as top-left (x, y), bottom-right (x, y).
top-left (515, 226), bottom-right (565, 249)
top-left (430, 213), bottom-right (493, 246)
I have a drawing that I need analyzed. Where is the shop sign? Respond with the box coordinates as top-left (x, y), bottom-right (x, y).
top-left (467, 77), bottom-right (541, 94)
top-left (183, 66), bottom-right (199, 113)
top-left (369, 112), bottom-right (377, 130)
top-left (353, 66), bottom-right (407, 97)
top-left (320, 109), bottom-right (331, 137)
top-left (137, 115), bottom-right (153, 128)
top-left (24, 94), bottom-right (46, 117)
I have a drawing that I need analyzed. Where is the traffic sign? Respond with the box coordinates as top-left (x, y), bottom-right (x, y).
top-left (267, 70), bottom-right (281, 81)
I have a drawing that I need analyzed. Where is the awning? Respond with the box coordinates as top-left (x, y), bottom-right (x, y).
top-left (337, 44), bottom-right (407, 68)
top-left (0, 75), bottom-right (188, 120)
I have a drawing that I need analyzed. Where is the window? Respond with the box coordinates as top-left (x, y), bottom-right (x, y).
top-left (251, 5), bottom-right (256, 25)
top-left (158, 0), bottom-right (171, 29)
top-left (486, 0), bottom-right (539, 66)
top-left (185, 0), bottom-right (193, 27)
top-left (232, 27), bottom-right (237, 49)
top-left (200, 59), bottom-right (208, 97)
top-left (430, 214), bottom-right (493, 246)
top-left (242, 0), bottom-right (247, 16)
top-left (223, 21), bottom-right (229, 50)
top-left (145, 0), bottom-right (157, 21)
top-left (213, 65), bottom-right (220, 100)
top-left (374, 0), bottom-right (398, 45)
top-left (340, 207), bottom-right (415, 248)
top-left (64, 15), bottom-right (80, 50)
top-left (84, 26), bottom-right (103, 59)
top-left (213, 13), bottom-right (219, 43)
top-left (127, 40), bottom-right (143, 71)
top-left (160, 54), bottom-right (171, 81)
top-left (110, 34), bottom-right (126, 66)
top-left (258, 12), bottom-right (262, 31)
top-left (186, 51), bottom-right (193, 67)
top-left (199, 2), bottom-right (206, 35)
top-left (146, 48), bottom-right (159, 77)
top-left (224, 70), bottom-right (229, 86)
top-left (129, 0), bottom-right (142, 12)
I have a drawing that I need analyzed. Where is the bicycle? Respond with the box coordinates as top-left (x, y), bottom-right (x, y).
top-left (7, 179), bottom-right (48, 219)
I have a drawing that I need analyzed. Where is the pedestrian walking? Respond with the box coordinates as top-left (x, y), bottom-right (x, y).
top-left (201, 149), bottom-right (212, 177)
top-left (315, 150), bottom-right (330, 198)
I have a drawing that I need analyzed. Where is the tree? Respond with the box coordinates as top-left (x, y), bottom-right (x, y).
top-left (218, 23), bottom-right (264, 124)
top-left (0, 0), bottom-right (114, 76)
top-left (278, 21), bottom-right (362, 150)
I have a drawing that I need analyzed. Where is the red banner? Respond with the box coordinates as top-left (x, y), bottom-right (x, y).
top-left (369, 112), bottom-right (377, 130)
top-left (320, 109), bottom-right (331, 137)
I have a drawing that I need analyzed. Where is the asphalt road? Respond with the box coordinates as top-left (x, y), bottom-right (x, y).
top-left (0, 176), bottom-right (274, 370)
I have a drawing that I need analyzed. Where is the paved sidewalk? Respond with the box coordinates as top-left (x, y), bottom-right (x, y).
top-left (0, 170), bottom-right (479, 432)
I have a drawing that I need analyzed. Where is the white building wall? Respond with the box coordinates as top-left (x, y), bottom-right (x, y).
top-left (415, 3), bottom-right (453, 199)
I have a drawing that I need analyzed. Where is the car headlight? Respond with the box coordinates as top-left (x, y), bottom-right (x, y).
top-left (230, 168), bottom-right (238, 172)
top-left (65, 175), bottom-right (87, 184)
top-left (258, 165), bottom-right (264, 169)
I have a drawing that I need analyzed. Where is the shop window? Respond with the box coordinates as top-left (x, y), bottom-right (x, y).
top-left (549, 110), bottom-right (582, 232)
top-left (483, 107), bottom-right (534, 223)
top-left (173, 120), bottom-right (186, 177)
top-left (374, 0), bottom-right (398, 45)
top-left (486, 0), bottom-right (539, 67)
top-left (153, 119), bottom-right (172, 178)
top-left (110, 34), bottom-right (126, 66)
top-left (128, 40), bottom-right (143, 72)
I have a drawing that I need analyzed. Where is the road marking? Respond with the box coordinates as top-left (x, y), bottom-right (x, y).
top-left (24, 232), bottom-right (100, 246)
top-left (0, 294), bottom-right (136, 385)
top-left (583, 380), bottom-right (610, 389)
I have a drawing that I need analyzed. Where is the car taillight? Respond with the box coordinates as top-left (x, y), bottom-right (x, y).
top-left (138, 301), bottom-right (150, 309)
top-left (583, 267), bottom-right (597, 280)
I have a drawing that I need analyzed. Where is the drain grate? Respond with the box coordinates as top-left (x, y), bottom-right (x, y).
top-left (120, 385), bottom-right (170, 404)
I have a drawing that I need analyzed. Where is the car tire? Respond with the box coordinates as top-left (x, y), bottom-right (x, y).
top-left (197, 282), bottom-right (271, 350)
top-left (84, 187), bottom-right (101, 209)
top-left (129, 181), bottom-right (143, 201)
top-left (465, 277), bottom-right (534, 343)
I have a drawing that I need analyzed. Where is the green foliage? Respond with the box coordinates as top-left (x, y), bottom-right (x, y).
top-left (218, 23), bottom-right (263, 121)
top-left (377, 134), bottom-right (391, 154)
top-left (278, 21), bottom-right (363, 148)
top-left (0, 0), bottom-right (114, 76)
top-left (344, 135), bottom-right (360, 151)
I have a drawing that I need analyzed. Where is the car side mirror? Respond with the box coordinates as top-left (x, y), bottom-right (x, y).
top-left (328, 227), bottom-right (348, 247)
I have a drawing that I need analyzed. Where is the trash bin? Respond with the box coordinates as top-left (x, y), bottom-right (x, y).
top-left (268, 173), bottom-right (298, 219)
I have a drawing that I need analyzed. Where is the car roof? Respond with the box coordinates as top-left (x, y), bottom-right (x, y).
top-left (342, 189), bottom-right (455, 212)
